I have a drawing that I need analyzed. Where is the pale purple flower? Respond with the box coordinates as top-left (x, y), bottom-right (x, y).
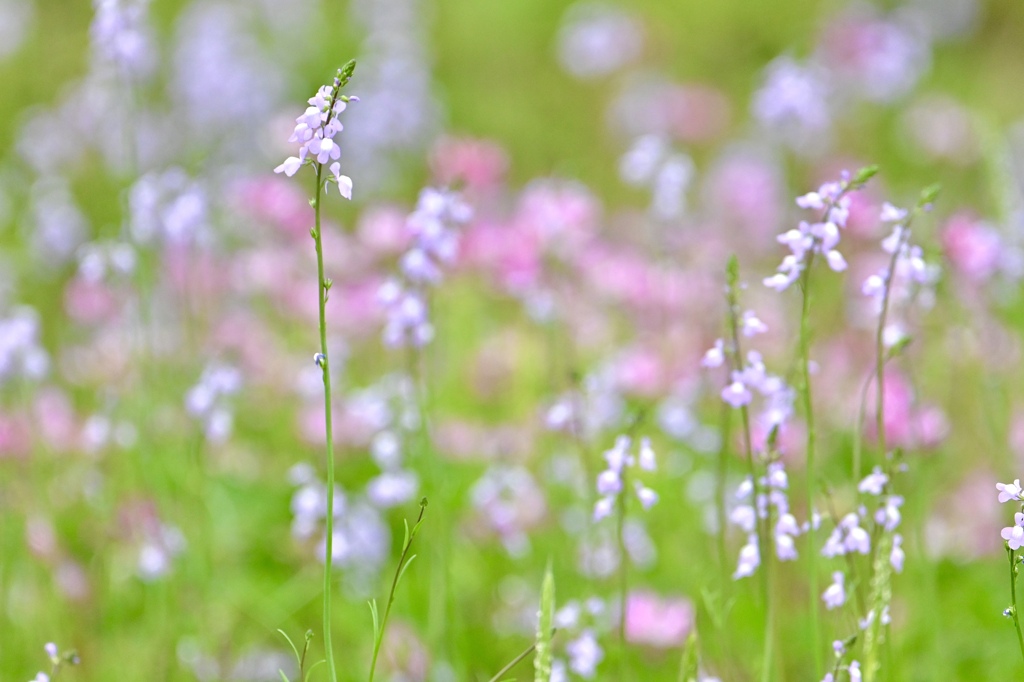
top-left (740, 310), bottom-right (768, 337)
top-left (597, 470), bottom-right (622, 496)
top-left (1002, 512), bottom-right (1024, 550)
top-left (848, 660), bottom-right (862, 682)
top-left (822, 571), bottom-right (846, 609)
top-left (593, 496), bottom-right (615, 522)
top-left (557, 3), bottom-right (643, 80)
top-left (881, 202), bottom-right (908, 223)
top-left (733, 536), bottom-right (760, 579)
top-left (275, 70), bottom-right (356, 195)
top-left (634, 482), bottom-right (658, 510)
top-left (730, 505), bottom-right (756, 533)
top-left (858, 466), bottom-right (889, 495)
top-left (329, 162), bottom-right (353, 199)
top-left (891, 533), bottom-right (905, 573)
top-left (637, 437), bottom-right (657, 471)
top-left (721, 380), bottom-right (752, 408)
top-left (752, 56), bottom-right (831, 150)
top-left (701, 338), bottom-right (725, 368)
top-left (875, 495), bottom-right (903, 532)
top-left (566, 629), bottom-right (604, 678)
top-left (766, 175), bottom-right (861, 290)
top-left (44, 643), bottom-right (58, 660)
top-left (998, 480), bottom-right (1023, 503)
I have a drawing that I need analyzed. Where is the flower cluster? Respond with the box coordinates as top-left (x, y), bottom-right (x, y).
top-left (764, 171), bottom-right (873, 292)
top-left (998, 479), bottom-right (1024, 549)
top-left (288, 463), bottom-right (390, 579)
top-left (0, 306), bottom-right (49, 385)
top-left (704, 339), bottom-right (795, 435)
top-left (549, 597), bottom-right (610, 680)
top-left (862, 202), bottom-right (939, 330)
top-left (731, 461), bottom-right (800, 579)
top-left (274, 63), bottom-right (357, 200)
top-left (820, 466), bottom-right (905, 610)
top-left (592, 435), bottom-right (658, 521)
top-left (184, 362), bottom-right (242, 444)
top-left (378, 187), bottom-right (471, 347)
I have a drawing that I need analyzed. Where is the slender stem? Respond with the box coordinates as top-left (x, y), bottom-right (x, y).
top-left (724, 278), bottom-right (772, 678)
top-left (369, 504), bottom-right (427, 682)
top-left (312, 163), bottom-right (338, 682)
top-left (874, 228), bottom-right (908, 467)
top-left (1009, 546), bottom-right (1024, 668)
top-left (617, 464), bottom-right (629, 677)
top-left (797, 249), bottom-right (822, 675)
top-left (715, 400), bottom-right (732, 578)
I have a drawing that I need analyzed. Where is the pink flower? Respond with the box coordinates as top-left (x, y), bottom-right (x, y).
top-left (624, 591), bottom-right (694, 648)
top-left (941, 212), bottom-right (1002, 283)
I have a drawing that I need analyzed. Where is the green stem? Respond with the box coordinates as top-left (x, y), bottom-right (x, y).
top-left (797, 250), bottom-right (822, 675)
top-left (617, 464), bottom-right (629, 678)
top-left (724, 271), bottom-right (772, 679)
top-left (312, 163), bottom-right (338, 682)
top-left (1009, 547), bottom-right (1024, 669)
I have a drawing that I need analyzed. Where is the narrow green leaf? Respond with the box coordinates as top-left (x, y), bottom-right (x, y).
top-left (534, 562), bottom-right (555, 682)
top-left (277, 629), bottom-right (301, 667)
top-left (304, 659), bottom-right (325, 682)
top-left (395, 554), bottom-right (418, 589)
top-left (368, 599), bottom-right (380, 640)
top-left (279, 670), bottom-right (291, 682)
top-left (677, 631), bottom-right (699, 682)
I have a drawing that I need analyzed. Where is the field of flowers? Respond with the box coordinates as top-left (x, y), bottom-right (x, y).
top-left (4, 0), bottom-right (1024, 680)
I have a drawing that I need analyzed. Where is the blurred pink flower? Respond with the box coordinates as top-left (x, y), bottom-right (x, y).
top-left (941, 211), bottom-right (1002, 283)
top-left (624, 590), bottom-right (694, 648)
top-left (357, 206), bottom-right (412, 255)
top-left (430, 135), bottom-right (509, 188)
top-left (64, 276), bottom-right (120, 325)
top-left (231, 176), bottom-right (311, 239)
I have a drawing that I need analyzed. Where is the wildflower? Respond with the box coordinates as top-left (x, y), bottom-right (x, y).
top-left (1002, 512), bottom-right (1024, 551)
top-left (848, 661), bottom-right (862, 682)
top-left (566, 629), bottom-right (604, 678)
top-left (700, 339), bottom-right (725, 368)
top-left (740, 310), bottom-right (768, 336)
top-left (733, 537), bottom-right (760, 579)
top-left (891, 533), bottom-right (905, 572)
top-left (822, 571), bottom-right (846, 609)
top-left (274, 65), bottom-right (356, 199)
top-left (998, 479), bottom-right (1024, 503)
top-left (858, 466), bottom-right (889, 495)
top-left (721, 380), bottom-right (752, 408)
top-left (765, 174), bottom-right (867, 292)
top-left (592, 435), bottom-right (657, 520)
top-left (875, 495), bottom-right (903, 532)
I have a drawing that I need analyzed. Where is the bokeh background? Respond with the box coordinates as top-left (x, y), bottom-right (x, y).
top-left (3, 0), bottom-right (1024, 680)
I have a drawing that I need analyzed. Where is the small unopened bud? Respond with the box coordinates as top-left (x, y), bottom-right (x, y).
top-left (310, 227), bottom-right (317, 239)
top-left (1005, 607), bottom-right (1015, 618)
top-left (314, 353), bottom-right (326, 368)
top-left (324, 278), bottom-right (333, 290)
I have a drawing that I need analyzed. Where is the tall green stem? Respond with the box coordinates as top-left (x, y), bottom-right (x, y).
top-left (1008, 546), bottom-right (1024, 669)
top-left (312, 163), bottom-right (338, 682)
top-left (724, 259), bottom-right (773, 679)
top-left (797, 250), bottom-right (822, 675)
